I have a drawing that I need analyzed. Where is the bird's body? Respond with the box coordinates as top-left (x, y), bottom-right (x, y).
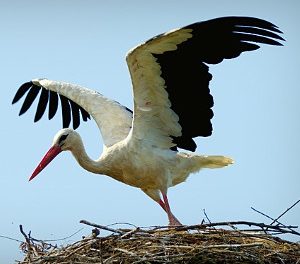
top-left (12, 16), bottom-right (283, 225)
top-left (67, 128), bottom-right (230, 190)
top-left (51, 118), bottom-right (233, 200)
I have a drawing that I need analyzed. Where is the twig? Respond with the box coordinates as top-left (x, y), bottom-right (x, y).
top-left (251, 207), bottom-right (300, 236)
top-left (270, 199), bottom-right (300, 226)
top-left (120, 227), bottom-right (140, 239)
top-left (175, 221), bottom-right (300, 236)
top-left (203, 209), bottom-right (212, 224)
top-left (65, 238), bottom-right (96, 258)
top-left (176, 221), bottom-right (297, 230)
top-left (107, 222), bottom-right (139, 229)
top-left (114, 247), bottom-right (139, 257)
top-left (149, 244), bottom-right (194, 249)
top-left (19, 225), bottom-right (42, 259)
top-left (114, 247), bottom-right (146, 263)
top-left (251, 207), bottom-right (276, 222)
top-left (80, 219), bottom-right (124, 234)
top-left (19, 225), bottom-right (32, 252)
top-left (204, 242), bottom-right (264, 249)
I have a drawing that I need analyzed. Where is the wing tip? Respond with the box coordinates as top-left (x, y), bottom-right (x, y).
top-left (12, 81), bottom-right (33, 104)
top-left (13, 79), bottom-right (92, 130)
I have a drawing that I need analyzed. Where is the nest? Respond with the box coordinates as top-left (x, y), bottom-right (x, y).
top-left (18, 220), bottom-right (300, 264)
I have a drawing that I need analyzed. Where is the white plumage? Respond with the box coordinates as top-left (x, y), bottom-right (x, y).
top-left (32, 79), bottom-right (132, 147)
top-left (12, 16), bottom-right (283, 225)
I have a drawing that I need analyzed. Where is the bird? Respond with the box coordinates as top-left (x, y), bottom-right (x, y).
top-left (12, 16), bottom-right (284, 226)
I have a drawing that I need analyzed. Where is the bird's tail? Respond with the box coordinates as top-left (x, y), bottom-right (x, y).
top-left (197, 155), bottom-right (234, 169)
top-left (171, 154), bottom-right (234, 186)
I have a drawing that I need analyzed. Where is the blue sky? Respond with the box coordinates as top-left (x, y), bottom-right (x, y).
top-left (1, 1), bottom-right (299, 262)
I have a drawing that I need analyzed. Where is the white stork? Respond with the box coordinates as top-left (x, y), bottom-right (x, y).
top-left (12, 17), bottom-right (283, 226)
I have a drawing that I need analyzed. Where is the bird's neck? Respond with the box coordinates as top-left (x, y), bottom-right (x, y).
top-left (70, 137), bottom-right (109, 175)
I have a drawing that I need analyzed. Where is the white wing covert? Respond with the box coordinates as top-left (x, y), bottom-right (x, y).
top-left (126, 29), bottom-right (193, 150)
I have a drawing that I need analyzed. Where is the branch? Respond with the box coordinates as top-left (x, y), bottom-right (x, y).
top-left (204, 242), bottom-right (263, 249)
top-left (175, 221), bottom-right (300, 236)
top-left (251, 206), bottom-right (300, 236)
top-left (203, 209), bottom-right (212, 224)
top-left (270, 199), bottom-right (300, 225)
top-left (120, 227), bottom-right (140, 239)
top-left (80, 219), bottom-right (124, 234)
top-left (19, 225), bottom-right (32, 249)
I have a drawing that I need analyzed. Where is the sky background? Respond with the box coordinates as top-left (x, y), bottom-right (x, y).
top-left (1, 1), bottom-right (299, 262)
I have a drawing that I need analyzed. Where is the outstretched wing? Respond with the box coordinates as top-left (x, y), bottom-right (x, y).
top-left (12, 79), bottom-right (133, 147)
top-left (126, 16), bottom-right (284, 152)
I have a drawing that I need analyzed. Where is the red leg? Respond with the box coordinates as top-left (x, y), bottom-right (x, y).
top-left (158, 199), bottom-right (167, 212)
top-left (161, 193), bottom-right (182, 226)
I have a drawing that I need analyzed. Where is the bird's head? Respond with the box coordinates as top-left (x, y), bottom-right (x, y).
top-left (29, 128), bottom-right (79, 181)
top-left (52, 128), bottom-right (80, 151)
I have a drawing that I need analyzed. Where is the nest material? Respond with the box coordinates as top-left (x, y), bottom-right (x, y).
top-left (18, 221), bottom-right (300, 264)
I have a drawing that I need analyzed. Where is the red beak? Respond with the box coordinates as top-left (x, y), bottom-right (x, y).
top-left (29, 145), bottom-right (62, 181)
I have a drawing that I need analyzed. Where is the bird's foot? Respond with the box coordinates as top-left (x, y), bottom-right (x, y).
top-left (168, 214), bottom-right (182, 226)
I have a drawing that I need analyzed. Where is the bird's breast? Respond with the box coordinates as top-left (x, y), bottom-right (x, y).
top-left (104, 143), bottom-right (175, 190)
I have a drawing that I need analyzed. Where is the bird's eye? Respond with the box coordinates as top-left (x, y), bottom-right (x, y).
top-left (59, 134), bottom-right (69, 144)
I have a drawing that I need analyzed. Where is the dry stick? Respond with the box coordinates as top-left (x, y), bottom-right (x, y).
top-left (204, 242), bottom-right (264, 249)
top-left (270, 199), bottom-right (300, 226)
top-left (203, 209), bottom-right (212, 224)
top-left (150, 221), bottom-right (295, 232)
top-left (19, 225), bottom-right (32, 250)
top-left (65, 239), bottom-right (96, 259)
top-left (80, 219), bottom-right (124, 234)
top-left (107, 222), bottom-right (139, 229)
top-left (251, 207), bottom-right (278, 222)
top-left (120, 227), bottom-right (140, 239)
top-left (175, 221), bottom-right (299, 235)
top-left (114, 247), bottom-right (140, 257)
top-left (19, 225), bottom-right (39, 259)
top-left (177, 221), bottom-right (297, 230)
top-left (251, 207), bottom-right (300, 236)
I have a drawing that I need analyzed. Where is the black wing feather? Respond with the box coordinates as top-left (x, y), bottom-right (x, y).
top-left (69, 100), bottom-right (80, 130)
top-left (233, 32), bottom-right (283, 46)
top-left (12, 81), bottom-right (33, 104)
top-left (59, 94), bottom-right (71, 128)
top-left (152, 16), bottom-right (283, 151)
top-left (34, 89), bottom-right (49, 122)
top-left (18, 85), bottom-right (41, 116)
top-left (13, 81), bottom-right (91, 129)
top-left (79, 106), bottom-right (91, 121)
top-left (185, 17), bottom-right (284, 64)
top-left (48, 91), bottom-right (58, 120)
top-left (234, 26), bottom-right (285, 41)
